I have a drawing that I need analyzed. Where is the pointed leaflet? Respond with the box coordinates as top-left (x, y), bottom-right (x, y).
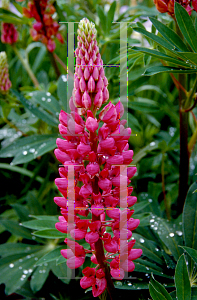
top-left (149, 17), bottom-right (189, 52)
top-left (175, 2), bottom-right (197, 52)
top-left (132, 27), bottom-right (187, 60)
top-left (150, 274), bottom-right (172, 300)
top-left (132, 46), bottom-right (189, 68)
top-left (183, 181), bottom-right (197, 249)
top-left (144, 66), bottom-right (197, 76)
top-left (179, 246), bottom-right (197, 264)
top-left (149, 282), bottom-right (169, 300)
top-left (175, 254), bottom-right (191, 300)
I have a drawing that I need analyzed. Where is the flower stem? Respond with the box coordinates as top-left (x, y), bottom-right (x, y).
top-left (92, 175), bottom-right (115, 299)
top-left (12, 46), bottom-right (39, 88)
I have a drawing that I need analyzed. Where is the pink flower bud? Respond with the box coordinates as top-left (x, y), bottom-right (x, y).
top-left (79, 76), bottom-right (86, 92)
top-left (92, 66), bottom-right (99, 80)
top-left (82, 91), bottom-right (91, 109)
top-left (84, 66), bottom-right (90, 80)
top-left (86, 117), bottom-right (98, 132)
top-left (96, 76), bottom-right (104, 92)
top-left (74, 89), bottom-right (82, 107)
top-left (87, 75), bottom-right (95, 92)
top-left (94, 89), bottom-right (103, 108)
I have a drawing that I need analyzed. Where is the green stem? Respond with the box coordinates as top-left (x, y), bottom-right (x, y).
top-left (48, 52), bottom-right (61, 78)
top-left (12, 46), bottom-right (39, 88)
top-left (175, 22), bottom-right (189, 216)
top-left (161, 153), bottom-right (171, 220)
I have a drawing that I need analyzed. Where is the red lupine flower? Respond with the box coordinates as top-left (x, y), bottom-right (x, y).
top-left (54, 18), bottom-right (142, 298)
top-left (153, 0), bottom-right (195, 16)
top-left (20, 0), bottom-right (64, 52)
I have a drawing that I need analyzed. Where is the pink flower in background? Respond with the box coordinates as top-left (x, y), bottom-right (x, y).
top-left (0, 51), bottom-right (12, 93)
top-left (54, 18), bottom-right (142, 298)
top-left (1, 0), bottom-right (18, 44)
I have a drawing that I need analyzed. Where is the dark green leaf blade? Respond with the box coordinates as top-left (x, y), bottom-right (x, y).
top-left (132, 46), bottom-right (190, 68)
top-left (175, 254), bottom-right (191, 300)
top-left (144, 66), bottom-right (197, 76)
top-left (150, 274), bottom-right (172, 300)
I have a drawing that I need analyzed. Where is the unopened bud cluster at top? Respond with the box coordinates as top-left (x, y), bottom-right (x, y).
top-left (20, 0), bottom-right (64, 52)
top-left (0, 51), bottom-right (12, 93)
top-left (72, 18), bottom-right (109, 115)
top-left (54, 18), bottom-right (142, 298)
top-left (1, 0), bottom-right (18, 44)
top-left (153, 0), bottom-right (197, 16)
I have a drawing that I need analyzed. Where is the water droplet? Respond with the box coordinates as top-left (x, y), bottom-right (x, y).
top-left (169, 233), bottom-right (174, 237)
top-left (20, 277), bottom-right (24, 281)
top-left (154, 227), bottom-right (158, 230)
top-left (176, 230), bottom-right (183, 236)
top-left (139, 238), bottom-right (145, 243)
top-left (164, 283), bottom-right (167, 286)
top-left (19, 266), bottom-right (22, 270)
top-left (155, 248), bottom-right (159, 252)
top-left (32, 236), bottom-right (36, 240)
top-left (186, 60), bottom-right (189, 63)
top-left (29, 148), bottom-right (35, 153)
top-left (42, 97), bottom-right (46, 101)
top-left (150, 142), bottom-right (155, 146)
top-left (115, 281), bottom-right (122, 286)
top-left (148, 199), bottom-right (152, 203)
top-left (128, 282), bottom-right (132, 286)
top-left (179, 222), bottom-right (182, 225)
top-left (19, 259), bottom-right (23, 262)
top-left (47, 98), bottom-right (51, 102)
top-left (23, 270), bottom-right (28, 274)
top-left (137, 287), bottom-right (140, 289)
top-left (39, 270), bottom-right (43, 273)
top-left (9, 263), bottom-right (14, 268)
top-left (62, 75), bottom-right (67, 82)
top-left (34, 257), bottom-right (38, 260)
top-left (28, 269), bottom-right (33, 273)
top-left (46, 92), bottom-right (51, 96)
top-left (43, 269), bottom-right (46, 273)
top-left (22, 274), bottom-right (26, 279)
top-left (150, 219), bottom-right (154, 223)
top-left (44, 263), bottom-right (48, 266)
top-left (26, 255), bottom-right (31, 259)
top-left (146, 267), bottom-right (149, 270)
top-left (23, 150), bottom-right (28, 155)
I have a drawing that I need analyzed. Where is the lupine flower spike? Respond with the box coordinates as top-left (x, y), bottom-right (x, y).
top-left (18, 0), bottom-right (64, 52)
top-left (0, 51), bottom-right (12, 93)
top-left (1, 0), bottom-right (18, 44)
top-left (153, 0), bottom-right (197, 16)
top-left (54, 18), bottom-right (142, 298)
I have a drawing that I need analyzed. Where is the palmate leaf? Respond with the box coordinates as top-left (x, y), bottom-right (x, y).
top-left (132, 27), bottom-right (184, 58)
top-left (149, 17), bottom-right (189, 52)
